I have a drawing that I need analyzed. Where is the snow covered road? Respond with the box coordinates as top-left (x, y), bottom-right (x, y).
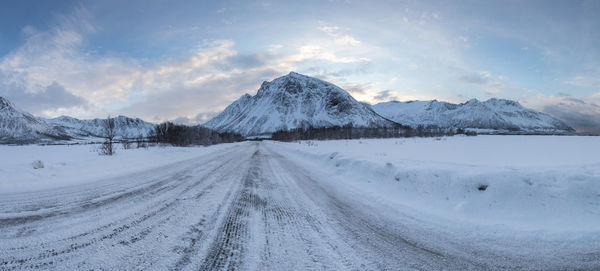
top-left (1, 141), bottom-right (598, 270)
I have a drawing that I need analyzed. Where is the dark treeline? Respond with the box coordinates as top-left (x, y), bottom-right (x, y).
top-left (271, 124), bottom-right (476, 141)
top-left (151, 122), bottom-right (475, 146)
top-left (154, 122), bottom-right (244, 146)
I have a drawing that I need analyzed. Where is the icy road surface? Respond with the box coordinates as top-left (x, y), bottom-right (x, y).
top-left (1, 141), bottom-right (598, 270)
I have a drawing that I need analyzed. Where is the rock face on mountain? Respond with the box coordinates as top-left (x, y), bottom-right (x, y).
top-left (372, 98), bottom-right (574, 133)
top-left (0, 97), bottom-right (71, 144)
top-left (49, 115), bottom-right (156, 139)
top-left (204, 72), bottom-right (398, 136)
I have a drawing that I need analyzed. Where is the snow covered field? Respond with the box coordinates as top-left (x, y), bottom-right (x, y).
top-left (266, 135), bottom-right (600, 231)
top-left (0, 143), bottom-right (242, 193)
top-left (0, 136), bottom-right (599, 270)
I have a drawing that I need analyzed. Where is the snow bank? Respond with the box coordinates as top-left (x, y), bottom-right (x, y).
top-left (0, 143), bottom-right (242, 193)
top-left (265, 136), bottom-right (600, 232)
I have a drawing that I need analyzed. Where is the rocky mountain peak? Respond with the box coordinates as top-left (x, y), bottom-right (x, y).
top-left (204, 72), bottom-right (397, 136)
top-left (0, 96), bottom-right (15, 110)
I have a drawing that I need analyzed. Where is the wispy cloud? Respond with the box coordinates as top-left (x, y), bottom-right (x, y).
top-left (564, 75), bottom-right (600, 89)
top-left (459, 71), bottom-right (492, 85)
top-left (318, 24), bottom-right (361, 46)
top-left (172, 111), bottom-right (220, 125)
top-left (373, 90), bottom-right (398, 102)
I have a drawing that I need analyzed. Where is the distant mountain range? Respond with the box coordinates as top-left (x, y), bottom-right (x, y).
top-left (0, 96), bottom-right (155, 144)
top-left (0, 97), bottom-right (71, 144)
top-left (205, 72), bottom-right (574, 136)
top-left (48, 115), bottom-right (155, 139)
top-left (372, 99), bottom-right (574, 133)
top-left (0, 72), bottom-right (577, 144)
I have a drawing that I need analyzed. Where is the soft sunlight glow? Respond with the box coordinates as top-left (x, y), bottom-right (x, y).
top-left (0, 0), bottom-right (598, 132)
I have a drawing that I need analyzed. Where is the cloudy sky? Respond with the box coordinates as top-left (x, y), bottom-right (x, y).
top-left (0, 0), bottom-right (598, 133)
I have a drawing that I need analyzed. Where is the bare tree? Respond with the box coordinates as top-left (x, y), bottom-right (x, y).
top-left (99, 115), bottom-right (116, 155)
top-left (135, 134), bottom-right (147, 149)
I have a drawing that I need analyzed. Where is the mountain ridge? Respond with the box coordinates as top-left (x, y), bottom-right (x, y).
top-left (0, 96), bottom-right (72, 144)
top-left (0, 96), bottom-right (158, 144)
top-left (48, 115), bottom-right (156, 139)
top-left (372, 98), bottom-right (574, 133)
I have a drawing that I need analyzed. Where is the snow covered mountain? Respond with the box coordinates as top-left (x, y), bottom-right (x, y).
top-left (204, 72), bottom-right (398, 136)
top-left (0, 96), bottom-right (71, 144)
top-left (0, 96), bottom-right (156, 144)
top-left (49, 115), bottom-right (156, 139)
top-left (372, 98), bottom-right (574, 133)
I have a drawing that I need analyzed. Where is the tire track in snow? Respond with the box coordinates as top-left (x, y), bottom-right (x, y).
top-left (3, 142), bottom-right (592, 270)
top-left (198, 149), bottom-right (266, 271)
top-left (264, 144), bottom-right (485, 270)
top-left (197, 145), bottom-right (362, 270)
top-left (0, 145), bottom-right (249, 270)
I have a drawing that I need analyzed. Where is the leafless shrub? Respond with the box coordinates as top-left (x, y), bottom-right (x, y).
top-left (99, 115), bottom-right (115, 155)
top-left (135, 135), bottom-right (147, 149)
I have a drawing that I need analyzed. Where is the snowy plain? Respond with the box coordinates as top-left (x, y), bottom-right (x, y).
top-left (266, 135), bottom-right (600, 232)
top-left (0, 142), bottom-right (242, 193)
top-left (0, 136), bottom-right (599, 270)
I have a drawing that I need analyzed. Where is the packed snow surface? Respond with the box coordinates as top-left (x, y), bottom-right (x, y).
top-left (0, 137), bottom-right (598, 270)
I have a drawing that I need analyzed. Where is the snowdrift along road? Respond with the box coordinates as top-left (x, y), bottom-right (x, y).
top-left (0, 142), bottom-right (598, 270)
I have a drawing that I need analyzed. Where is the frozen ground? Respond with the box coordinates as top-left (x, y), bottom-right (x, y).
top-left (0, 136), bottom-right (599, 270)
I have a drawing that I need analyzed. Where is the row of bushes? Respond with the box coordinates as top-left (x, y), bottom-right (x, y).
top-left (153, 122), bottom-right (244, 146)
top-left (271, 124), bottom-right (476, 141)
top-left (110, 121), bottom-right (476, 149)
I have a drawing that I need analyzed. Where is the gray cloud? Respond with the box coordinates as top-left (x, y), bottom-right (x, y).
top-left (171, 116), bottom-right (194, 125)
top-left (459, 72), bottom-right (491, 85)
top-left (194, 111), bottom-right (220, 124)
top-left (341, 82), bottom-right (372, 94)
top-left (542, 98), bottom-right (600, 135)
top-left (303, 66), bottom-right (370, 83)
top-left (0, 81), bottom-right (87, 114)
top-left (227, 54), bottom-right (267, 69)
top-left (373, 90), bottom-right (398, 101)
top-left (562, 96), bottom-right (585, 104)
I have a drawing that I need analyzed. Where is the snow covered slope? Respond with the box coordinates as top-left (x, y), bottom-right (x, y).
top-left (0, 96), bottom-right (71, 144)
top-left (204, 72), bottom-right (397, 136)
top-left (372, 98), bottom-right (574, 133)
top-left (49, 115), bottom-right (156, 139)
